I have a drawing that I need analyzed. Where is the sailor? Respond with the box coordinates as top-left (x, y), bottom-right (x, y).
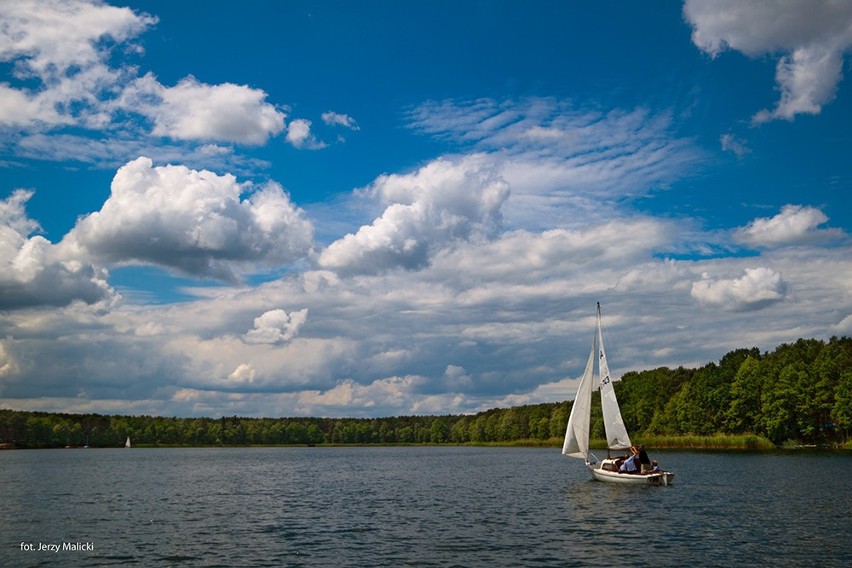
top-left (618, 450), bottom-right (639, 473)
top-left (637, 444), bottom-right (651, 472)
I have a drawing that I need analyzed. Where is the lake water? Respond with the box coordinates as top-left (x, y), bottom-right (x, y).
top-left (1, 447), bottom-right (850, 567)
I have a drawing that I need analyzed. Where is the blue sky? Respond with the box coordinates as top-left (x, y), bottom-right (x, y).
top-left (1, 0), bottom-right (850, 418)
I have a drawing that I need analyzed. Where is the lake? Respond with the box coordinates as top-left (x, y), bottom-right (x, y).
top-left (1, 447), bottom-right (850, 567)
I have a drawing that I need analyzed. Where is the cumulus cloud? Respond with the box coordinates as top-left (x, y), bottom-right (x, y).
top-left (734, 205), bottom-right (844, 248)
top-left (0, 0), bottom-right (153, 79)
top-left (245, 308), bottom-right (309, 344)
top-left (318, 153), bottom-right (510, 275)
top-left (0, 190), bottom-right (115, 310)
top-left (3, 212), bottom-right (851, 417)
top-left (298, 376), bottom-right (424, 415)
top-left (64, 157), bottom-right (314, 281)
top-left (121, 74), bottom-right (286, 145)
top-left (684, 0), bottom-right (852, 122)
top-left (0, 85), bottom-right (67, 128)
top-left (285, 118), bottom-right (327, 149)
top-left (0, 1), bottom-right (294, 158)
top-left (0, 0), bottom-right (155, 128)
top-left (691, 267), bottom-right (787, 311)
top-left (228, 363), bottom-right (256, 384)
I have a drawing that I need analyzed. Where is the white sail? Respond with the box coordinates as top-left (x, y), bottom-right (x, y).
top-left (562, 336), bottom-right (596, 459)
top-left (597, 305), bottom-right (631, 451)
top-left (124, 436), bottom-right (131, 448)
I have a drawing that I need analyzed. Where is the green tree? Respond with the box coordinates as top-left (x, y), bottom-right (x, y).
top-left (549, 402), bottom-right (569, 439)
top-left (430, 418), bottom-right (449, 443)
top-left (831, 370), bottom-right (852, 440)
top-left (761, 362), bottom-right (803, 443)
top-left (726, 356), bottom-right (765, 434)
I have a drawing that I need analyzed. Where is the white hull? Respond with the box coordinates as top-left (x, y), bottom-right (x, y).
top-left (586, 459), bottom-right (674, 486)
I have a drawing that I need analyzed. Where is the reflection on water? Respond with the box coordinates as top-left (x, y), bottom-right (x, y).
top-left (1, 447), bottom-right (850, 567)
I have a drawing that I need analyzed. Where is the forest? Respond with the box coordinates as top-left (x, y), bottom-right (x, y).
top-left (1, 336), bottom-right (850, 449)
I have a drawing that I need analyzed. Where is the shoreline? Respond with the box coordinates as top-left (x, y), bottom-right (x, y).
top-left (3, 436), bottom-right (850, 451)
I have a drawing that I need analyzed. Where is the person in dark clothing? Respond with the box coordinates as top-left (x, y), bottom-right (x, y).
top-left (637, 444), bottom-right (651, 473)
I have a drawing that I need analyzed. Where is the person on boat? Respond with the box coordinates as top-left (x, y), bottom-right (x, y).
top-left (618, 447), bottom-right (640, 473)
top-left (637, 444), bottom-right (651, 472)
top-left (614, 446), bottom-right (633, 471)
top-left (650, 460), bottom-right (661, 472)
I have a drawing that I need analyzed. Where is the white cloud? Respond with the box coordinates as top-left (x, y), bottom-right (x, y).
top-left (0, 1), bottom-right (292, 159)
top-left (121, 74), bottom-right (286, 145)
top-left (0, 85), bottom-right (67, 128)
top-left (228, 363), bottom-right (256, 384)
top-left (0, 190), bottom-right (115, 309)
top-left (691, 267), bottom-right (787, 311)
top-left (406, 99), bottom-right (701, 230)
top-left (64, 157), bottom-right (314, 281)
top-left (2, 221), bottom-right (850, 417)
top-left (835, 314), bottom-right (852, 335)
top-left (285, 118), bottom-right (327, 149)
top-left (2, 72), bottom-right (851, 420)
top-left (245, 308), bottom-right (309, 344)
top-left (318, 153), bottom-right (510, 275)
top-left (443, 364), bottom-right (473, 388)
top-left (0, 0), bottom-right (153, 79)
top-left (0, 0), bottom-right (155, 128)
top-left (734, 205), bottom-right (845, 248)
top-left (0, 342), bottom-right (18, 378)
top-left (14, 132), bottom-right (269, 175)
top-left (684, 0), bottom-right (852, 122)
top-left (322, 111), bottom-right (359, 130)
top-left (297, 376), bottom-right (419, 414)
top-left (720, 133), bottom-right (750, 157)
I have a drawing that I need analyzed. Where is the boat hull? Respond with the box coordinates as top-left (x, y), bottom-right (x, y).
top-left (586, 461), bottom-right (674, 486)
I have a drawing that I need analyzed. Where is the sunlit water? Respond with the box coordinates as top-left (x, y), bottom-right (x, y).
top-left (1, 447), bottom-right (850, 567)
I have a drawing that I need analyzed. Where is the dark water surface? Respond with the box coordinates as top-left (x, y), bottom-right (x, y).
top-left (1, 447), bottom-right (850, 567)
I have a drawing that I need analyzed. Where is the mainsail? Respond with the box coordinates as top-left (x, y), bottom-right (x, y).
top-left (562, 336), bottom-right (596, 459)
top-left (597, 304), bottom-right (631, 450)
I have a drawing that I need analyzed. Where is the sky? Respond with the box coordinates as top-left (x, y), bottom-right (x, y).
top-left (1, 0), bottom-right (851, 418)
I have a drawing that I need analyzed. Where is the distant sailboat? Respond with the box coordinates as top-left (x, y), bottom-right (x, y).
top-left (124, 436), bottom-right (131, 448)
top-left (562, 303), bottom-right (674, 485)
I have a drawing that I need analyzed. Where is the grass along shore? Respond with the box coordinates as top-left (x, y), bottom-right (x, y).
top-left (497, 433), bottom-right (779, 450)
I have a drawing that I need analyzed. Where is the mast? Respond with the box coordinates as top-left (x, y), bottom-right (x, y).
top-left (597, 302), bottom-right (632, 451)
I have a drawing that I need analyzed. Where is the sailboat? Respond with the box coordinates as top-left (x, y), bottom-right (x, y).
top-left (562, 303), bottom-right (674, 485)
top-left (124, 436), bottom-right (131, 448)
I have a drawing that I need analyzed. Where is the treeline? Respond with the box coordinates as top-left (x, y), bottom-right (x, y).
top-left (0, 406), bottom-right (570, 449)
top-left (1, 336), bottom-right (849, 449)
